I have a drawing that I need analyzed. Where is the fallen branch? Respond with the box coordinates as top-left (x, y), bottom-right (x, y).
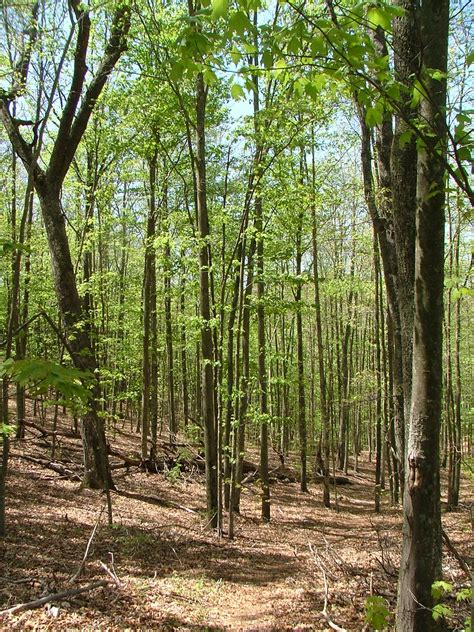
top-left (14, 454), bottom-right (81, 481)
top-left (0, 580), bottom-right (109, 616)
top-left (442, 528), bottom-right (471, 578)
top-left (99, 558), bottom-right (122, 588)
top-left (24, 419), bottom-right (80, 439)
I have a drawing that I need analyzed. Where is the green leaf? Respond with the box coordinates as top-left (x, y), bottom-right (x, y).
top-left (0, 238), bottom-right (30, 256)
top-left (466, 50), bottom-right (474, 66)
top-left (365, 102), bottom-right (384, 127)
top-left (367, 7), bottom-right (391, 31)
top-left (211, 0), bottom-right (228, 20)
top-left (364, 596), bottom-right (390, 630)
top-left (228, 10), bottom-right (252, 35)
top-left (311, 36), bottom-right (326, 57)
top-left (1, 424), bottom-right (16, 437)
top-left (427, 68), bottom-right (447, 81)
top-left (411, 78), bottom-right (428, 107)
top-left (262, 50), bottom-right (274, 69)
top-left (231, 82), bottom-right (246, 100)
top-left (169, 62), bottom-right (184, 82)
top-left (432, 603), bottom-right (452, 622)
top-left (399, 128), bottom-right (414, 148)
top-left (203, 68), bottom-right (218, 86)
top-left (431, 580), bottom-right (453, 601)
top-left (456, 587), bottom-right (472, 602)
top-left (1, 358), bottom-right (93, 407)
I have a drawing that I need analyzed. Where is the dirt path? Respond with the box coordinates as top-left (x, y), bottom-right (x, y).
top-left (0, 418), bottom-right (471, 630)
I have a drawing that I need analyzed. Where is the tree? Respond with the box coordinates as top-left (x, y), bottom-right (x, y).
top-left (396, 1), bottom-right (449, 628)
top-left (0, 0), bottom-right (131, 489)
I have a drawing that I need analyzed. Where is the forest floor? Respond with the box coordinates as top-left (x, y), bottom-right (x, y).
top-left (0, 407), bottom-right (472, 631)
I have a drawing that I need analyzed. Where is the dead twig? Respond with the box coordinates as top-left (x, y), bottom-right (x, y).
top-left (69, 505), bottom-right (105, 582)
top-left (309, 544), bottom-right (348, 632)
top-left (99, 559), bottom-right (122, 588)
top-left (442, 528), bottom-right (471, 579)
top-left (371, 521), bottom-right (398, 578)
top-left (0, 580), bottom-right (109, 616)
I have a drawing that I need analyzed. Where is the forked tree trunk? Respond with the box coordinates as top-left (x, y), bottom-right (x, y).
top-left (0, 1), bottom-right (130, 492)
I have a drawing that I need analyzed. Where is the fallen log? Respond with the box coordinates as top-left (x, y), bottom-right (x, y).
top-left (107, 446), bottom-right (204, 475)
top-left (24, 419), bottom-right (80, 439)
top-left (0, 580), bottom-right (109, 616)
top-left (15, 454), bottom-right (82, 481)
top-left (314, 474), bottom-right (352, 485)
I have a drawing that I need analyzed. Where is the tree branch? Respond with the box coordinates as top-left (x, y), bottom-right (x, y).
top-left (47, 0), bottom-right (91, 180)
top-left (49, 3), bottom-right (131, 186)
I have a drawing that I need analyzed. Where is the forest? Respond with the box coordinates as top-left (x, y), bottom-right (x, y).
top-left (0, 0), bottom-right (472, 630)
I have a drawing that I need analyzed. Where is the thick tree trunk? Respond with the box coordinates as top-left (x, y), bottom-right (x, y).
top-left (36, 184), bottom-right (112, 490)
top-left (396, 1), bottom-right (449, 628)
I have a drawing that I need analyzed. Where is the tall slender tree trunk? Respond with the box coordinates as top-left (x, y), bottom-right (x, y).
top-left (251, 33), bottom-right (270, 521)
top-left (142, 155), bottom-right (158, 460)
top-left (295, 206), bottom-right (308, 493)
top-left (163, 173), bottom-right (176, 441)
top-left (373, 234), bottom-right (382, 513)
top-left (310, 139), bottom-right (330, 507)
top-left (195, 70), bottom-right (218, 528)
top-left (36, 184), bottom-right (112, 490)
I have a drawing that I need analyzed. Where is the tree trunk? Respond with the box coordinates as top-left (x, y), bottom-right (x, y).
top-left (36, 185), bottom-right (112, 490)
top-left (295, 216), bottom-right (307, 493)
top-left (195, 71), bottom-right (218, 528)
top-left (141, 156), bottom-right (158, 460)
top-left (396, 2), bottom-right (449, 628)
top-left (311, 135), bottom-right (330, 507)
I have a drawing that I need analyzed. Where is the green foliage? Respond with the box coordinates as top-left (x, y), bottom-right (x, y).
top-left (432, 603), bottom-right (453, 623)
top-left (431, 580), bottom-right (453, 600)
top-left (211, 0), bottom-right (228, 21)
top-left (364, 595), bottom-right (390, 630)
top-left (0, 238), bottom-right (29, 256)
top-left (431, 580), bottom-right (472, 630)
top-left (0, 358), bottom-right (92, 408)
top-left (0, 423), bottom-right (16, 437)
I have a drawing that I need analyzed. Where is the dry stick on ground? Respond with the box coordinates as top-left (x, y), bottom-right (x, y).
top-left (309, 543), bottom-right (348, 632)
top-left (99, 560), bottom-right (122, 588)
top-left (0, 580), bottom-right (109, 616)
top-left (442, 528), bottom-right (471, 578)
top-left (69, 504), bottom-right (105, 583)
